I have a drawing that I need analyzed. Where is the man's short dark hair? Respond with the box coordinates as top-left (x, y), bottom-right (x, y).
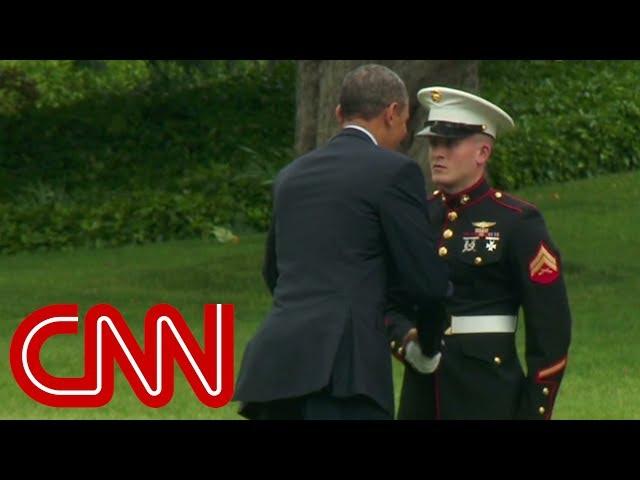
top-left (339, 64), bottom-right (408, 121)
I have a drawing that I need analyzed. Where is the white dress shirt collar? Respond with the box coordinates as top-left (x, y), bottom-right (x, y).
top-left (343, 124), bottom-right (378, 145)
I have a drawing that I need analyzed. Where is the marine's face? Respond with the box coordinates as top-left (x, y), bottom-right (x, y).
top-left (428, 134), bottom-right (489, 194)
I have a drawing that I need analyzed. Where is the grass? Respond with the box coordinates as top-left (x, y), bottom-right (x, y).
top-left (512, 170), bottom-right (640, 419)
top-left (0, 235), bottom-right (271, 419)
top-left (1, 170), bottom-right (639, 419)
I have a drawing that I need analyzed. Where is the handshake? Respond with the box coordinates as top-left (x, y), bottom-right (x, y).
top-left (400, 328), bottom-right (442, 374)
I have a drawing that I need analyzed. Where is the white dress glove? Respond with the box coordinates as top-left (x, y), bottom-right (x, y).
top-left (404, 340), bottom-right (442, 374)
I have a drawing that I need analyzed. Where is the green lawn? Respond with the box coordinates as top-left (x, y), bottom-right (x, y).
top-left (1, 171), bottom-right (639, 419)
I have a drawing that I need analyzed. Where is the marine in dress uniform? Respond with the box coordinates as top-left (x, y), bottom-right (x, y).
top-left (386, 87), bottom-right (572, 420)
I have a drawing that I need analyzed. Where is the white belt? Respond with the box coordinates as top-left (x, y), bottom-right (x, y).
top-left (444, 315), bottom-right (518, 335)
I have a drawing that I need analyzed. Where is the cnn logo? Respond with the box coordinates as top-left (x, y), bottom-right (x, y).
top-left (10, 304), bottom-right (234, 408)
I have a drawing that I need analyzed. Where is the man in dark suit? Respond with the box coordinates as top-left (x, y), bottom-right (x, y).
top-left (234, 64), bottom-right (451, 420)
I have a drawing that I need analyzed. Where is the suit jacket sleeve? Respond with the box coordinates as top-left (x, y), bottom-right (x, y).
top-left (262, 217), bottom-right (278, 295)
top-left (380, 161), bottom-right (450, 359)
top-left (384, 284), bottom-right (416, 363)
top-left (385, 283), bottom-right (448, 361)
top-left (262, 179), bottom-right (279, 295)
top-left (379, 161), bottom-right (450, 308)
top-left (509, 208), bottom-right (572, 419)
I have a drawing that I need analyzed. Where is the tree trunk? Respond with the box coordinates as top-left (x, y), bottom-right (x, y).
top-left (295, 60), bottom-right (479, 189)
top-left (294, 61), bottom-right (322, 155)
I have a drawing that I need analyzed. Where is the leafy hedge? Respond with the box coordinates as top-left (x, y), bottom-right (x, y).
top-left (481, 60), bottom-right (640, 190)
top-left (0, 61), bottom-right (295, 253)
top-left (0, 161), bottom-right (280, 253)
top-left (2, 60), bottom-right (640, 254)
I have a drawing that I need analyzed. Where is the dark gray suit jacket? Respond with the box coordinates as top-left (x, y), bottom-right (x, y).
top-left (234, 128), bottom-right (449, 415)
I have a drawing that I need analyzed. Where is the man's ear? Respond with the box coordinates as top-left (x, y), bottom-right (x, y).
top-left (335, 104), bottom-right (344, 124)
top-left (383, 102), bottom-right (399, 126)
top-left (476, 139), bottom-right (493, 167)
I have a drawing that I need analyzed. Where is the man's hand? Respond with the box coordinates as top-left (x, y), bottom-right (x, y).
top-left (402, 327), bottom-right (419, 346)
top-left (391, 327), bottom-right (417, 362)
top-left (404, 337), bottom-right (441, 374)
top-left (393, 328), bottom-right (441, 373)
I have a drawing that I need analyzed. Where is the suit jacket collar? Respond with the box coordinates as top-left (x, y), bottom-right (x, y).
top-left (332, 127), bottom-right (378, 146)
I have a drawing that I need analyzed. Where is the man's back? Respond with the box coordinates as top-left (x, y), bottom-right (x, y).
top-left (235, 128), bottom-right (448, 414)
top-left (273, 128), bottom-right (401, 309)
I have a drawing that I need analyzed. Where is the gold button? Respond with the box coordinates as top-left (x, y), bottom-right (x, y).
top-left (431, 90), bottom-right (442, 102)
top-left (494, 356), bottom-right (501, 365)
top-left (438, 246), bottom-right (448, 257)
top-left (397, 346), bottom-right (404, 356)
top-left (441, 194), bottom-right (446, 201)
top-left (543, 387), bottom-right (550, 396)
top-left (474, 256), bottom-right (483, 265)
top-left (433, 189), bottom-right (440, 196)
top-left (443, 229), bottom-right (453, 239)
top-left (448, 211), bottom-right (458, 221)
top-left (539, 406), bottom-right (545, 415)
top-left (494, 191), bottom-right (503, 199)
top-left (390, 341), bottom-right (396, 349)
top-left (461, 194), bottom-right (470, 205)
